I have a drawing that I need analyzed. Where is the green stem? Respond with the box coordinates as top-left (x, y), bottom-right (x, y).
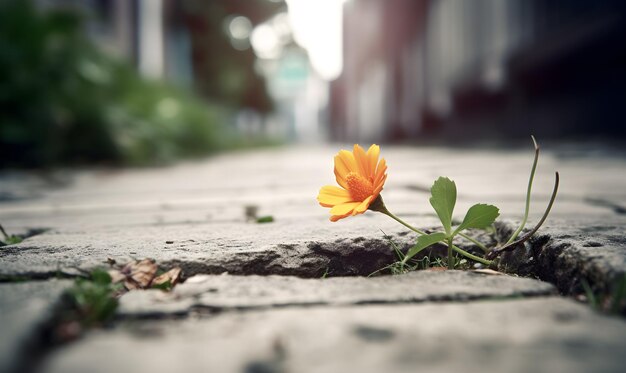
top-left (447, 237), bottom-right (454, 269)
top-left (371, 196), bottom-right (493, 267)
top-left (0, 224), bottom-right (8, 240)
top-left (451, 245), bottom-right (492, 266)
top-left (369, 196), bottom-right (428, 235)
top-left (506, 135), bottom-right (539, 245)
top-left (383, 211), bottom-right (493, 269)
top-left (380, 210), bottom-right (493, 266)
top-left (387, 213), bottom-right (427, 235)
top-left (457, 232), bottom-right (489, 252)
top-left (488, 172), bottom-right (559, 260)
top-left (384, 211), bottom-right (493, 266)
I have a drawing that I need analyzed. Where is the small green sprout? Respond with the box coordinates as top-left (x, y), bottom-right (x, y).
top-left (4, 236), bottom-right (23, 245)
top-left (581, 279), bottom-right (598, 309)
top-left (151, 280), bottom-right (173, 291)
top-left (256, 215), bottom-right (275, 223)
top-left (368, 231), bottom-right (470, 277)
top-left (66, 269), bottom-right (120, 327)
top-left (581, 275), bottom-right (626, 315)
top-left (321, 267), bottom-right (330, 279)
top-left (401, 177), bottom-right (499, 269)
top-left (0, 224), bottom-right (23, 246)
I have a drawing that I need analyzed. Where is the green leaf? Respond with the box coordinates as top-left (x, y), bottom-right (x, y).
top-left (429, 177), bottom-right (457, 235)
top-left (453, 204), bottom-right (500, 235)
top-left (256, 215), bottom-right (274, 223)
top-left (90, 269), bottom-right (112, 285)
top-left (151, 280), bottom-right (173, 291)
top-left (402, 232), bottom-right (447, 264)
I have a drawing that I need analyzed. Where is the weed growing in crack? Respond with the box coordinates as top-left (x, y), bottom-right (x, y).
top-left (321, 267), bottom-right (330, 279)
top-left (0, 224), bottom-right (49, 247)
top-left (0, 224), bottom-right (23, 246)
top-left (66, 269), bottom-right (121, 327)
top-left (52, 260), bottom-right (183, 342)
top-left (47, 269), bottom-right (121, 344)
top-left (581, 279), bottom-right (598, 309)
top-left (368, 232), bottom-right (470, 276)
top-left (581, 275), bottom-right (626, 315)
top-left (318, 137), bottom-right (560, 272)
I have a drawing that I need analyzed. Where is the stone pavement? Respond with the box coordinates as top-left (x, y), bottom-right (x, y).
top-left (1, 143), bottom-right (626, 372)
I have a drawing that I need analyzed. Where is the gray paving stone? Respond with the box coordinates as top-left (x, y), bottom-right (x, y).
top-left (494, 217), bottom-right (626, 305)
top-left (0, 218), bottom-right (441, 278)
top-left (42, 297), bottom-right (626, 373)
top-left (117, 271), bottom-right (556, 317)
top-left (0, 279), bottom-right (72, 373)
top-left (538, 223), bottom-right (626, 299)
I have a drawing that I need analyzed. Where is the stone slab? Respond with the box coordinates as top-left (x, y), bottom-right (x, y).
top-left (0, 217), bottom-right (477, 279)
top-left (42, 297), bottom-right (626, 373)
top-left (536, 221), bottom-right (626, 300)
top-left (0, 279), bottom-right (72, 373)
top-left (117, 271), bottom-right (556, 317)
top-left (495, 218), bottom-right (626, 305)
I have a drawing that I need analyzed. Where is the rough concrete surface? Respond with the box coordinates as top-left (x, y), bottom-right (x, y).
top-left (0, 217), bottom-right (438, 279)
top-left (495, 218), bottom-right (626, 299)
top-left (2, 144), bottom-right (626, 372)
top-left (43, 298), bottom-right (626, 373)
top-left (117, 271), bottom-right (556, 317)
top-left (0, 280), bottom-right (71, 373)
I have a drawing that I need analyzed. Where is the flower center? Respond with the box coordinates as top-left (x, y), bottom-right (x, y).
top-left (346, 172), bottom-right (374, 201)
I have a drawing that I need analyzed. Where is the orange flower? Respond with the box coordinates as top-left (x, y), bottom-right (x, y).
top-left (317, 144), bottom-right (387, 221)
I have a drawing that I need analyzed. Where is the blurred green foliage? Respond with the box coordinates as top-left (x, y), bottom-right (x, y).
top-left (67, 269), bottom-right (119, 327)
top-left (0, 1), bottom-right (236, 167)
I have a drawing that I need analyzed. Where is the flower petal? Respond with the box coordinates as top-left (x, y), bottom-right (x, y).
top-left (366, 144), bottom-right (380, 178)
top-left (330, 201), bottom-right (361, 216)
top-left (330, 213), bottom-right (352, 222)
top-left (372, 174), bottom-right (387, 196)
top-left (319, 185), bottom-right (351, 198)
top-left (317, 186), bottom-right (353, 207)
top-left (336, 150), bottom-right (358, 175)
top-left (352, 144), bottom-right (369, 176)
top-left (334, 150), bottom-right (358, 190)
top-left (353, 196), bottom-right (373, 214)
top-left (333, 167), bottom-right (349, 190)
top-left (374, 158), bottom-right (387, 186)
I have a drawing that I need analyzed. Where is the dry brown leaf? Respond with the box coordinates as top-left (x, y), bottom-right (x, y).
top-left (152, 267), bottom-right (182, 287)
top-left (122, 259), bottom-right (158, 290)
top-left (107, 269), bottom-right (126, 284)
top-left (103, 258), bottom-right (183, 292)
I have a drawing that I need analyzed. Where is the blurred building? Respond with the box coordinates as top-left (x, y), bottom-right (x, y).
top-left (331, 0), bottom-right (626, 142)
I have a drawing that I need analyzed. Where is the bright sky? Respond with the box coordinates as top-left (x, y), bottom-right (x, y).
top-left (284, 0), bottom-right (346, 81)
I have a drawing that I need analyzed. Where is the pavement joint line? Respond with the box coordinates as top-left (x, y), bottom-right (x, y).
top-left (115, 294), bottom-right (559, 321)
